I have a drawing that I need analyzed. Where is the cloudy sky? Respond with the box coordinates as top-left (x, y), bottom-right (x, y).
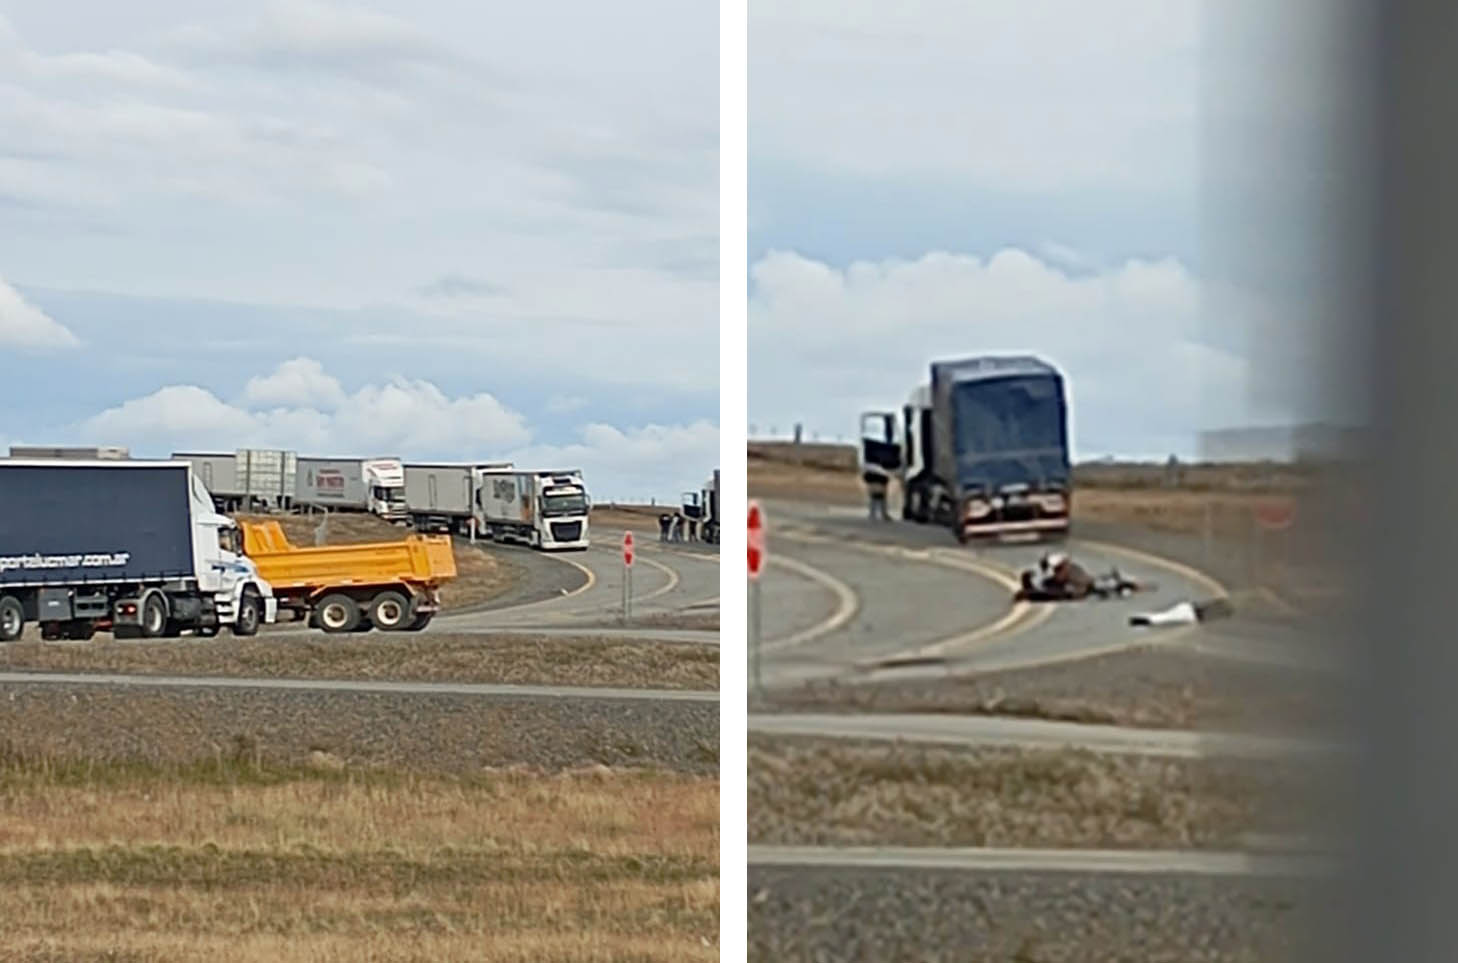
top-left (748, 0), bottom-right (1356, 460)
top-left (0, 0), bottom-right (717, 502)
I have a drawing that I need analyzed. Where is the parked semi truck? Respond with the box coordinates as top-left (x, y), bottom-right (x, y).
top-left (403, 461), bottom-right (512, 535)
top-left (0, 460), bottom-right (278, 642)
top-left (239, 519), bottom-right (455, 633)
top-left (172, 449), bottom-right (297, 512)
top-left (475, 469), bottom-right (590, 550)
top-left (680, 469), bottom-right (720, 543)
top-left (859, 355), bottom-right (1072, 541)
top-left (295, 457), bottom-right (408, 521)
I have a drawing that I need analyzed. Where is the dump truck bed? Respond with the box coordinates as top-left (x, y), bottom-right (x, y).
top-left (240, 520), bottom-right (456, 595)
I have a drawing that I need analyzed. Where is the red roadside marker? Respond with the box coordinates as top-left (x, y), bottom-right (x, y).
top-left (748, 501), bottom-right (766, 579)
top-left (623, 530), bottom-right (635, 566)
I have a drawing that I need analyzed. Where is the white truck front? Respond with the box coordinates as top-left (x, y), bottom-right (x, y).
top-left (189, 474), bottom-right (278, 633)
top-left (535, 472), bottom-right (590, 549)
top-left (363, 458), bottom-right (410, 521)
top-left (475, 469), bottom-right (590, 550)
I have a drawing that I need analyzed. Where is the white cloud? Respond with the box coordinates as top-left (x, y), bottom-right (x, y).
top-left (66, 357), bottom-right (711, 502)
top-left (83, 359), bottom-right (530, 456)
top-left (242, 357), bottom-right (346, 410)
top-left (0, 276), bottom-right (79, 349)
top-left (504, 420), bottom-right (719, 502)
top-left (748, 246), bottom-right (1276, 457)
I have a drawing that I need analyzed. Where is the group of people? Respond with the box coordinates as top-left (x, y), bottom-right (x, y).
top-left (658, 512), bottom-right (704, 543)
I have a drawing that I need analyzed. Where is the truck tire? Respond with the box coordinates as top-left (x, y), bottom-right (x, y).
top-left (232, 590), bottom-right (262, 637)
top-left (404, 611), bottom-right (433, 632)
top-left (369, 591), bottom-right (412, 632)
top-left (140, 593), bottom-right (168, 638)
top-left (0, 596), bottom-right (23, 642)
top-left (315, 594), bottom-right (361, 634)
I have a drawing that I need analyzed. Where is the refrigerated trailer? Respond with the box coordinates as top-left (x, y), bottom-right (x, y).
top-left (295, 457), bottom-right (408, 521)
top-left (475, 469), bottom-right (590, 550)
top-left (171, 449), bottom-right (297, 512)
top-left (0, 460), bottom-right (278, 641)
top-left (403, 461), bottom-right (512, 535)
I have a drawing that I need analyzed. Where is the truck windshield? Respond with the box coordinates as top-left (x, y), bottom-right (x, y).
top-left (952, 375), bottom-right (1066, 457)
top-left (543, 491), bottom-right (588, 516)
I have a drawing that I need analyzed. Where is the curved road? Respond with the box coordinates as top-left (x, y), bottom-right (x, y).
top-left (751, 498), bottom-right (1221, 689)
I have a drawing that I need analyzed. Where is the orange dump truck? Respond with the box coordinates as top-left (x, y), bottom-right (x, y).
top-left (240, 519), bottom-right (456, 633)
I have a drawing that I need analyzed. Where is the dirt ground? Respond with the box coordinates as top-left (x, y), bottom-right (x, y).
top-left (236, 512), bottom-right (525, 610)
top-left (0, 632), bottom-right (719, 691)
top-left (747, 441), bottom-right (1318, 533)
top-left (0, 748), bottom-right (718, 962)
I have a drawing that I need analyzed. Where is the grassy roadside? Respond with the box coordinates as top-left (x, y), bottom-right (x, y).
top-left (0, 748), bottom-right (718, 962)
top-left (749, 735), bottom-right (1317, 850)
top-left (0, 633), bottom-right (719, 690)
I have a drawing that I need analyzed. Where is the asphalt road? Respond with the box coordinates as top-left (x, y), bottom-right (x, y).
top-left (436, 537), bottom-right (720, 638)
top-left (749, 712), bottom-right (1337, 760)
top-left (749, 498), bottom-right (1226, 690)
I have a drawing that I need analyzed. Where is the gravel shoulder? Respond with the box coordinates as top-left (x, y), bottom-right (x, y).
top-left (749, 735), bottom-right (1324, 850)
top-left (0, 684), bottom-right (719, 774)
top-left (749, 866), bottom-right (1330, 963)
top-left (756, 645), bottom-right (1350, 736)
top-left (0, 633), bottom-right (718, 691)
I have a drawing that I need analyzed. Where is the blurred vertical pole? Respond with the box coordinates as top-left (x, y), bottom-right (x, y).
top-left (1341, 0), bottom-right (1458, 961)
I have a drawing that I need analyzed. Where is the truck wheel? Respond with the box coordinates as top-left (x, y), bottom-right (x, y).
top-left (140, 594), bottom-right (168, 638)
top-left (369, 591), bottom-right (412, 632)
top-left (232, 590), bottom-right (261, 637)
top-left (315, 594), bottom-right (361, 634)
top-left (0, 596), bottom-right (24, 642)
top-left (404, 611), bottom-right (433, 632)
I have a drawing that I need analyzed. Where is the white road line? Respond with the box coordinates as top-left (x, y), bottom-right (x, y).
top-left (0, 670), bottom-right (718, 702)
top-left (761, 555), bottom-right (860, 653)
top-left (749, 712), bottom-right (1339, 760)
top-left (747, 845), bottom-right (1330, 877)
top-left (635, 555), bottom-right (681, 603)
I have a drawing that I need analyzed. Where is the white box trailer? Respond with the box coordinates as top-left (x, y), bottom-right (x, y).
top-left (172, 449), bottom-right (296, 512)
top-left (403, 461), bottom-right (512, 535)
top-left (475, 469), bottom-right (590, 550)
top-left (296, 457), bottom-right (409, 521)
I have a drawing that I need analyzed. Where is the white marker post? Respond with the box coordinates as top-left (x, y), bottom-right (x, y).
top-left (748, 501), bottom-right (766, 697)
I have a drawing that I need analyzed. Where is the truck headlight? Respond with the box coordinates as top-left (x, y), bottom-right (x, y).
top-left (965, 498), bottom-right (991, 518)
top-left (1037, 493), bottom-right (1067, 513)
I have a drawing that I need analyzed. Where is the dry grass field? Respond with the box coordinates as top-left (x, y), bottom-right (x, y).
top-left (0, 748), bottom-right (718, 962)
top-left (748, 736), bottom-right (1314, 850)
top-left (235, 512), bottom-right (525, 611)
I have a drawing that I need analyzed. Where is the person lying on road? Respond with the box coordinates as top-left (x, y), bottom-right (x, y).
top-left (1013, 552), bottom-right (1150, 602)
